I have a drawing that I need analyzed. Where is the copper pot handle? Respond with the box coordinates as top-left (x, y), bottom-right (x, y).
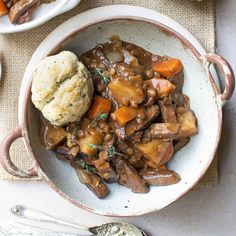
top-left (0, 127), bottom-right (38, 178)
top-left (204, 53), bottom-right (235, 105)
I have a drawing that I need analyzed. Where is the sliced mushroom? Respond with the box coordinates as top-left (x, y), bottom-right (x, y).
top-left (140, 168), bottom-right (181, 186)
top-left (74, 165), bottom-right (109, 199)
top-left (112, 157), bottom-right (148, 193)
top-left (173, 137), bottom-right (190, 153)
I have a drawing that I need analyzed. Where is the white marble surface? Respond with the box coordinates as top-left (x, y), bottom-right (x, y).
top-left (0, 1), bottom-right (236, 235)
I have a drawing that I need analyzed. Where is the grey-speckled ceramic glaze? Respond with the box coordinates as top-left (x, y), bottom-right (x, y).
top-left (0, 6), bottom-right (234, 216)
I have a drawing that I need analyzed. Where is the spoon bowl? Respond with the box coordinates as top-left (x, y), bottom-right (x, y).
top-left (90, 222), bottom-right (147, 236)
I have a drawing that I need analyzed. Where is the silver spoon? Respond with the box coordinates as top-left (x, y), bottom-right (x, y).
top-left (11, 205), bottom-right (147, 236)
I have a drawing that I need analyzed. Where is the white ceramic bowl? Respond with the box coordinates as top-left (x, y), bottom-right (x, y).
top-left (0, 6), bottom-right (235, 216)
top-left (0, 0), bottom-right (81, 34)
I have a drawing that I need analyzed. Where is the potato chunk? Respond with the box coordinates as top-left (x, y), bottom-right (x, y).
top-left (135, 140), bottom-right (174, 168)
top-left (108, 79), bottom-right (145, 106)
top-left (176, 107), bottom-right (198, 137)
top-left (43, 124), bottom-right (67, 150)
top-left (78, 129), bottom-right (103, 156)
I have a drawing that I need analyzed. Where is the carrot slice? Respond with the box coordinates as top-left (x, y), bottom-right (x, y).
top-left (152, 58), bottom-right (183, 78)
top-left (88, 96), bottom-right (112, 119)
top-left (114, 106), bottom-right (138, 126)
top-left (0, 0), bottom-right (8, 17)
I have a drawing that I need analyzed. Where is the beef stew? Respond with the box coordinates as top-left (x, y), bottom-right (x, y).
top-left (42, 37), bottom-right (198, 198)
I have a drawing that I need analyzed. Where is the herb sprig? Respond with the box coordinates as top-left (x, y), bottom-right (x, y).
top-left (95, 67), bottom-right (110, 84)
top-left (88, 113), bottom-right (108, 128)
top-left (78, 159), bottom-right (97, 174)
top-left (89, 144), bottom-right (122, 158)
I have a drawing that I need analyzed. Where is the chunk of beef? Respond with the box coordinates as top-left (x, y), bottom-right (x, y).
top-left (168, 70), bottom-right (184, 92)
top-left (94, 159), bottom-right (117, 183)
top-left (159, 101), bottom-right (177, 123)
top-left (150, 123), bottom-right (180, 139)
top-left (112, 157), bottom-right (148, 193)
top-left (125, 105), bottom-right (160, 136)
top-left (172, 92), bottom-right (190, 109)
top-left (173, 137), bottom-right (190, 153)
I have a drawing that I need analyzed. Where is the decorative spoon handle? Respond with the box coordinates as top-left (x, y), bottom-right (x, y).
top-left (0, 222), bottom-right (81, 236)
top-left (10, 205), bottom-right (90, 234)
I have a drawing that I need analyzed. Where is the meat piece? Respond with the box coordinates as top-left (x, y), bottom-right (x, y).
top-left (129, 131), bottom-right (143, 143)
top-left (125, 105), bottom-right (160, 136)
top-left (74, 165), bottom-right (109, 199)
top-left (55, 146), bottom-right (71, 162)
top-left (159, 101), bottom-right (177, 123)
top-left (150, 123), bottom-right (180, 139)
top-left (172, 92), bottom-right (190, 109)
top-left (176, 107), bottom-right (198, 137)
top-left (112, 157), bottom-right (148, 193)
top-left (135, 140), bottom-right (174, 168)
top-left (94, 159), bottom-right (117, 183)
top-left (43, 124), bottom-right (67, 150)
top-left (128, 154), bottom-right (145, 169)
top-left (140, 168), bottom-right (181, 186)
top-left (9, 0), bottom-right (40, 24)
top-left (173, 137), bottom-right (190, 153)
top-left (146, 78), bottom-right (175, 99)
top-left (168, 70), bottom-right (184, 92)
top-left (117, 142), bottom-right (145, 169)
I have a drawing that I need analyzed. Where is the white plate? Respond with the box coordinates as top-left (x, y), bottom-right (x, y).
top-left (0, 0), bottom-right (81, 34)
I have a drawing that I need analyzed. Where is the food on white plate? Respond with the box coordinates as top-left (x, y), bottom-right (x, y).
top-left (33, 37), bottom-right (198, 199)
top-left (0, 0), bottom-right (55, 24)
top-left (31, 51), bottom-right (94, 126)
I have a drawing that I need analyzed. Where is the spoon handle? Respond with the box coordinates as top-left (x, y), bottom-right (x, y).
top-left (11, 205), bottom-right (90, 234)
top-left (0, 222), bottom-right (81, 236)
